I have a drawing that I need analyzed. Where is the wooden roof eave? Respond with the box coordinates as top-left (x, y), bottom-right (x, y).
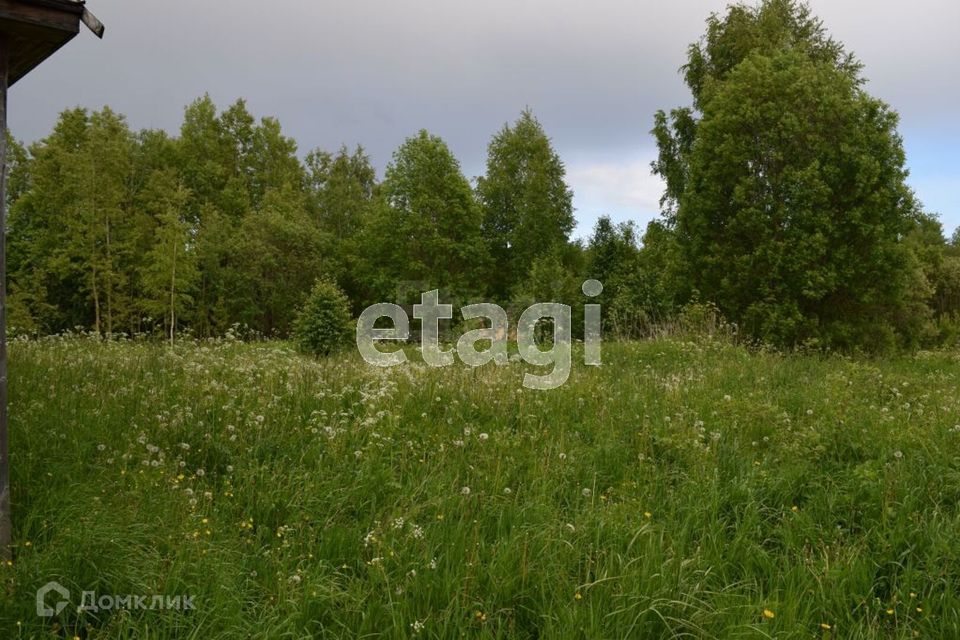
top-left (0, 0), bottom-right (86, 85)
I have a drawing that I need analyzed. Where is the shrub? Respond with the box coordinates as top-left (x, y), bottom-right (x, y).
top-left (293, 280), bottom-right (353, 356)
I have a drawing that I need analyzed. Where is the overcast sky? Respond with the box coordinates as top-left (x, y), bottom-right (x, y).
top-left (10, 0), bottom-right (959, 238)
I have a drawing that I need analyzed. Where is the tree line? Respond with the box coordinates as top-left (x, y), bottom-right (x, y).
top-left (5, 100), bottom-right (581, 340)
top-left (6, 0), bottom-right (960, 351)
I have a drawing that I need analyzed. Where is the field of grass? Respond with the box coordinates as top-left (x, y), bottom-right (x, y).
top-left (3, 335), bottom-right (960, 638)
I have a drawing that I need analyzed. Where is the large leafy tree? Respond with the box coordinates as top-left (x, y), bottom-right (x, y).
top-left (140, 169), bottom-right (198, 343)
top-left (10, 108), bottom-right (142, 335)
top-left (652, 0), bottom-right (921, 349)
top-left (7, 96), bottom-right (324, 338)
top-left (368, 130), bottom-right (487, 303)
top-left (178, 95), bottom-right (237, 219)
top-left (585, 216), bottom-right (641, 332)
top-left (177, 95), bottom-right (243, 333)
top-left (225, 185), bottom-right (328, 336)
top-left (477, 110), bottom-right (574, 301)
top-left (586, 217), bottom-right (639, 295)
top-left (177, 96), bottom-right (311, 335)
top-left (8, 110), bottom-right (89, 332)
top-left (250, 116), bottom-right (304, 205)
top-left (307, 145), bottom-right (376, 241)
top-left (306, 145), bottom-right (378, 309)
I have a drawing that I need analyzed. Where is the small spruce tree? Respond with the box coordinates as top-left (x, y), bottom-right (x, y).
top-left (293, 280), bottom-right (353, 356)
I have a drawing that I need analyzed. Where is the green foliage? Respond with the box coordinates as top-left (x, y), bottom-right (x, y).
top-left (306, 145), bottom-right (378, 311)
top-left (520, 252), bottom-right (578, 304)
top-left (682, 0), bottom-right (861, 111)
top-left (676, 298), bottom-right (738, 341)
top-left (307, 144), bottom-right (376, 240)
top-left (477, 110), bottom-right (575, 301)
top-left (9, 107), bottom-right (142, 335)
top-left (514, 250), bottom-right (584, 339)
top-left (586, 217), bottom-right (642, 336)
top-left (7, 97), bottom-right (329, 339)
top-left (584, 216), bottom-right (694, 339)
top-left (292, 279), bottom-right (353, 356)
top-left (902, 215), bottom-right (960, 347)
top-left (226, 186), bottom-right (330, 336)
top-left (652, 0), bottom-right (923, 351)
top-left (367, 130), bottom-right (488, 303)
top-left (586, 217), bottom-right (638, 292)
top-left (140, 170), bottom-right (198, 342)
top-left (4, 82), bottom-right (950, 349)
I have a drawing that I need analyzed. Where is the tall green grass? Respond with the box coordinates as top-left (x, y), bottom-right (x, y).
top-left (3, 335), bottom-right (960, 638)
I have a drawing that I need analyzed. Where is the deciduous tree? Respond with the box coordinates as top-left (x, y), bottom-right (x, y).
top-left (477, 110), bottom-right (574, 301)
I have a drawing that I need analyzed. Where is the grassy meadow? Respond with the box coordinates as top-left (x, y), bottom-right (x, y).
top-left (3, 335), bottom-right (960, 638)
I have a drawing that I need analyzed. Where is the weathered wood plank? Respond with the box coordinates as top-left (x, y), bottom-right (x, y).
top-left (0, 31), bottom-right (10, 562)
top-left (80, 8), bottom-right (102, 39)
